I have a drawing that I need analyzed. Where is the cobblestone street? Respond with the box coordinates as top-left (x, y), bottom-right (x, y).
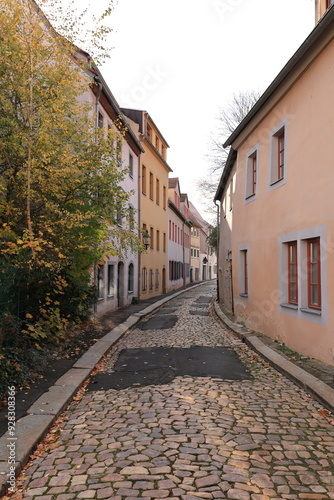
top-left (20, 283), bottom-right (334, 500)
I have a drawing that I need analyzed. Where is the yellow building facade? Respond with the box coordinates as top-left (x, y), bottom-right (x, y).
top-left (122, 109), bottom-right (171, 298)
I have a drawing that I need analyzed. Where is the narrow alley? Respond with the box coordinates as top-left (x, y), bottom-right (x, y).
top-left (19, 283), bottom-right (334, 500)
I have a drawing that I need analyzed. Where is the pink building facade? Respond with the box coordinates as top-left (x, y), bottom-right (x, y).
top-left (215, 5), bottom-right (334, 365)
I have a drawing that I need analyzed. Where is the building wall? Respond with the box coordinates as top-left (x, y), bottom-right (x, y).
top-left (218, 170), bottom-right (235, 313)
top-left (190, 226), bottom-right (201, 282)
top-left (167, 209), bottom-right (186, 291)
top-left (95, 104), bottom-right (140, 315)
top-left (231, 40), bottom-right (334, 364)
top-left (140, 133), bottom-right (169, 298)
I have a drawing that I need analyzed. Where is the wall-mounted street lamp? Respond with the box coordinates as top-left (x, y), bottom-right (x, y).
top-left (143, 230), bottom-right (150, 250)
top-left (203, 257), bottom-right (208, 264)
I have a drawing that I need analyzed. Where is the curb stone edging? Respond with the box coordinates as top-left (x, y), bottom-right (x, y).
top-left (0, 282), bottom-right (203, 496)
top-left (213, 299), bottom-right (334, 414)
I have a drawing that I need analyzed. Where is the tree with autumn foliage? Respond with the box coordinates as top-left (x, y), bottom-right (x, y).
top-left (0, 0), bottom-right (141, 394)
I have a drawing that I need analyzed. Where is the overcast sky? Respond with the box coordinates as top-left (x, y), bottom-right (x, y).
top-left (70, 0), bottom-right (315, 220)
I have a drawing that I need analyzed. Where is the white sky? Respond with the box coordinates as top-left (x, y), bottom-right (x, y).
top-left (71, 0), bottom-right (315, 220)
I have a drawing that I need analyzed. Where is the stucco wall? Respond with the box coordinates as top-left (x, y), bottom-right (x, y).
top-left (232, 41), bottom-right (334, 364)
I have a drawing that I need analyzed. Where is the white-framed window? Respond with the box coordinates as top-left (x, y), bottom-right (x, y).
top-left (279, 226), bottom-right (327, 325)
top-left (269, 118), bottom-right (288, 190)
top-left (245, 144), bottom-right (259, 202)
top-left (107, 264), bottom-right (115, 297)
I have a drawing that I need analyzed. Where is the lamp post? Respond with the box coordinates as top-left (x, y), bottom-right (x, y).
top-left (143, 230), bottom-right (150, 250)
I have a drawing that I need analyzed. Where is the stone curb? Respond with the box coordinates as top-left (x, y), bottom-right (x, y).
top-left (213, 299), bottom-right (334, 413)
top-left (0, 282), bottom-right (203, 496)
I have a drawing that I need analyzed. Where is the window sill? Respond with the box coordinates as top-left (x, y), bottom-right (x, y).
top-left (300, 307), bottom-right (322, 316)
top-left (280, 303), bottom-right (298, 311)
top-left (239, 293), bottom-right (248, 298)
top-left (245, 193), bottom-right (256, 200)
top-left (270, 177), bottom-right (284, 187)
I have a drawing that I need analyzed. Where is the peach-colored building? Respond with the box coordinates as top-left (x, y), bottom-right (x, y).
top-left (215, 4), bottom-right (334, 365)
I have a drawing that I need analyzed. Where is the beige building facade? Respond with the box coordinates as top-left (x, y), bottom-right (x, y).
top-left (215, 5), bottom-right (334, 365)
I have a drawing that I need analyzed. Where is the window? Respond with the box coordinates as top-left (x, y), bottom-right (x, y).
top-left (288, 242), bottom-right (298, 305)
top-left (156, 230), bottom-right (160, 251)
top-left (129, 153), bottom-right (134, 178)
top-left (116, 212), bottom-right (122, 226)
top-left (149, 172), bottom-right (154, 200)
top-left (142, 268), bottom-right (147, 291)
top-left (163, 232), bottom-right (166, 253)
top-left (155, 269), bottom-right (159, 289)
top-left (142, 165), bottom-right (147, 195)
top-left (277, 131), bottom-right (285, 181)
top-left (107, 265), bottom-right (115, 297)
top-left (147, 123), bottom-right (152, 141)
top-left (307, 238), bottom-right (321, 310)
top-left (116, 139), bottom-right (122, 165)
top-left (163, 186), bottom-right (166, 210)
top-left (149, 269), bottom-right (154, 290)
top-left (129, 205), bottom-right (135, 231)
top-left (98, 111), bottom-right (104, 129)
top-left (128, 263), bottom-right (134, 293)
top-left (97, 265), bottom-right (104, 299)
top-left (279, 228), bottom-right (326, 321)
top-left (245, 148), bottom-right (258, 200)
top-left (150, 227), bottom-right (154, 249)
top-left (269, 120), bottom-right (287, 189)
top-left (156, 178), bottom-right (160, 205)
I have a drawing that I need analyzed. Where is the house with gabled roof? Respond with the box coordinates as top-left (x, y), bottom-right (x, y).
top-left (215, 3), bottom-right (334, 364)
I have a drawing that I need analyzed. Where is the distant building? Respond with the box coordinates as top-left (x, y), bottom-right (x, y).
top-left (189, 202), bottom-right (217, 283)
top-left (167, 178), bottom-right (192, 291)
top-left (215, 4), bottom-right (334, 364)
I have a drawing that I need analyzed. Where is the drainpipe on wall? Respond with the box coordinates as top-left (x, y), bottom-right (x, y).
top-left (214, 200), bottom-right (220, 302)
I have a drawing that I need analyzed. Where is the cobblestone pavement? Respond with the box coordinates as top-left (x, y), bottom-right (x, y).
top-left (20, 283), bottom-right (334, 500)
